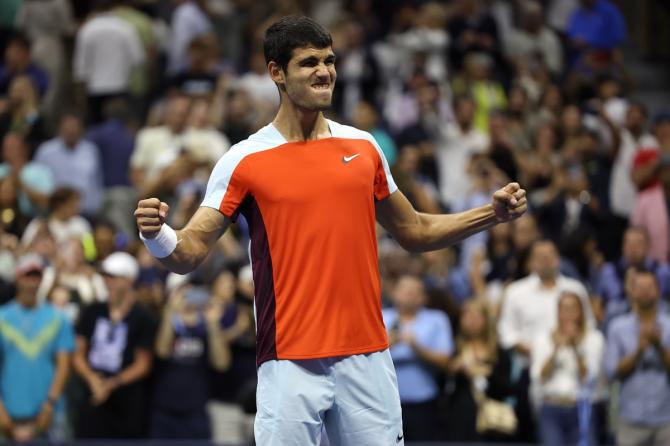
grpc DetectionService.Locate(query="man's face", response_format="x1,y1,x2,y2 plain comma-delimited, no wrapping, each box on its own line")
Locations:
530,241,560,280
16,270,43,296
632,272,659,310
622,229,648,265
104,274,132,302
59,116,82,147
2,134,27,167
5,42,29,70
164,97,191,132
279,46,336,112
625,106,645,132
392,276,425,312
455,99,475,127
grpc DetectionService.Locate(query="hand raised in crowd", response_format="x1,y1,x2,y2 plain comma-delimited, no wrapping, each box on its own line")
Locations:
135,198,170,238
492,182,527,223
205,299,224,328
166,291,186,315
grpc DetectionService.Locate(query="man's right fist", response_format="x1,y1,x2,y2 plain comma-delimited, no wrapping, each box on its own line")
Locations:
134,198,169,239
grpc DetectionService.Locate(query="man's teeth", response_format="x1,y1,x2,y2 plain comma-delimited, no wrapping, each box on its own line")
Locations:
313,84,329,89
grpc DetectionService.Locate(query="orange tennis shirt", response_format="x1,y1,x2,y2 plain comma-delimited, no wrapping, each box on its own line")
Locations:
201,120,398,365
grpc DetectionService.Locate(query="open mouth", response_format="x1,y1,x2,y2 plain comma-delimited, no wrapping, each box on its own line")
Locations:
312,83,330,90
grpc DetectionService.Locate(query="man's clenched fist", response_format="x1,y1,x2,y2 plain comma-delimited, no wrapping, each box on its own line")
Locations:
134,198,169,238
492,182,527,223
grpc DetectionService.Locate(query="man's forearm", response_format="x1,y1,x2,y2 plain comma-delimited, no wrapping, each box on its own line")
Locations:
47,353,70,401
113,350,152,387
411,343,450,371
155,312,176,359
615,348,643,378
156,227,211,274
207,322,231,371
73,350,99,386
400,205,498,253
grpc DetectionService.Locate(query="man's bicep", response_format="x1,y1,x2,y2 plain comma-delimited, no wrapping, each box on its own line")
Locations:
375,190,419,237
180,206,232,249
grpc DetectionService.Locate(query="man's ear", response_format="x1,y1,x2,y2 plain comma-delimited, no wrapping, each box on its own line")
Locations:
268,61,285,87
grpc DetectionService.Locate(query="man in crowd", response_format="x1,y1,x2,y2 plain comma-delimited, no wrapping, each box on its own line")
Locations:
498,239,593,355
497,239,593,441
604,269,670,446
72,251,157,439
595,227,670,326
34,113,103,217
0,254,74,442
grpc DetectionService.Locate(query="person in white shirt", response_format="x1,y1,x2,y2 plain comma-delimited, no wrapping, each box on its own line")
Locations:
435,96,489,210
130,96,192,198
505,1,563,75
531,291,604,446
498,239,594,358
610,101,658,220
73,0,144,124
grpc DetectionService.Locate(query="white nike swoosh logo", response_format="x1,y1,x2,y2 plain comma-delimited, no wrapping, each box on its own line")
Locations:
342,154,360,163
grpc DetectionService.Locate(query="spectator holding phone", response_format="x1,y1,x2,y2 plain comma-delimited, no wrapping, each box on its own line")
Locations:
151,278,230,439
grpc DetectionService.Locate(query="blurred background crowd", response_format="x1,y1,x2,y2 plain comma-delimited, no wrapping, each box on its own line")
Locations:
0,0,669,444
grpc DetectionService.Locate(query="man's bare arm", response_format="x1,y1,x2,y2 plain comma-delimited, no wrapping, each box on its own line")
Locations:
135,199,231,274
376,183,527,253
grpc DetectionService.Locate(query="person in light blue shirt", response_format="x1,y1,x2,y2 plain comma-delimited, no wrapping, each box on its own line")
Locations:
383,274,453,442
34,113,103,216
604,269,670,446
0,253,74,443
595,227,670,328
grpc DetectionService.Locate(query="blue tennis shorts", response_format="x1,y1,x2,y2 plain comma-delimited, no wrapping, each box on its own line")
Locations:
255,349,404,445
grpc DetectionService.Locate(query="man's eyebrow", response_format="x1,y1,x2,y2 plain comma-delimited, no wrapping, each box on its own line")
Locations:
298,56,319,64
298,54,336,64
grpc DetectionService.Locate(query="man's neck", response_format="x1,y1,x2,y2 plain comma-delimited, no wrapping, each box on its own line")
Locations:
17,292,37,309
108,294,134,320
398,309,418,321
272,101,331,142
458,121,472,133
637,306,657,322
538,275,557,289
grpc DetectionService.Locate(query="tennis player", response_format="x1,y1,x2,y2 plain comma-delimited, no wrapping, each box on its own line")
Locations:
135,15,526,446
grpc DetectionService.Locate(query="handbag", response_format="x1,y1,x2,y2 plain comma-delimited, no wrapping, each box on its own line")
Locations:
475,396,518,435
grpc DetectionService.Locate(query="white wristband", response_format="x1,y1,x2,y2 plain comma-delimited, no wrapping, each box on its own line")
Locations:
139,225,178,259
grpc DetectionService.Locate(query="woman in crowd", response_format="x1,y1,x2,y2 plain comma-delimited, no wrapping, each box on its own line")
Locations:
531,291,605,446
444,299,514,442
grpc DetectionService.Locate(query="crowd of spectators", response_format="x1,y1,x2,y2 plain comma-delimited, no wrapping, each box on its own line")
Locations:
0,0,669,444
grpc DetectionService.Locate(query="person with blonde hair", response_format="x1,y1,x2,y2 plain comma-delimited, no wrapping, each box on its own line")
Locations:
531,291,604,446
445,299,514,442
